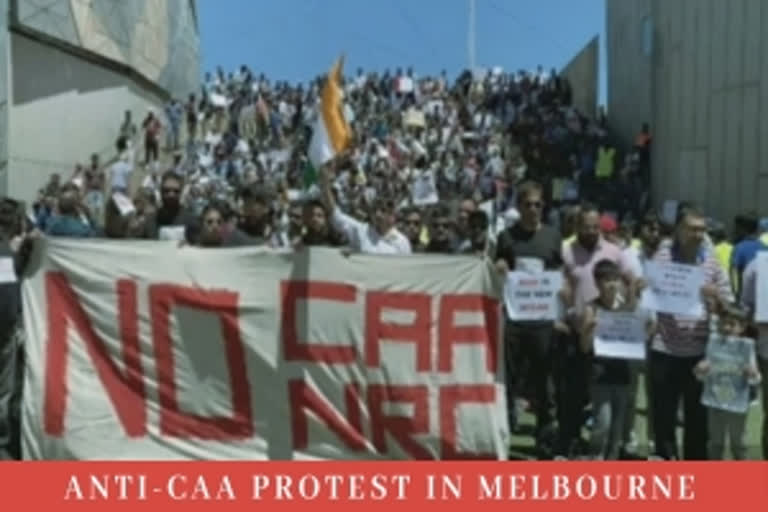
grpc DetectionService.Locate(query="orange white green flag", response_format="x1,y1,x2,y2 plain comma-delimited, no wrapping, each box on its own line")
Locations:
307,56,351,171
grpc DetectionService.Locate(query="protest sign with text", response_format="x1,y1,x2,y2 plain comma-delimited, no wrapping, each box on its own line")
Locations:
640,261,705,317
503,271,562,322
21,240,507,460
593,310,648,361
701,336,754,414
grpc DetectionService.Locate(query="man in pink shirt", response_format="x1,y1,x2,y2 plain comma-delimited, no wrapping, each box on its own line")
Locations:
554,203,637,458
562,204,637,317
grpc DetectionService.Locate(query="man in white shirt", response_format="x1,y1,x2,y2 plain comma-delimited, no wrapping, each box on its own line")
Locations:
321,162,410,255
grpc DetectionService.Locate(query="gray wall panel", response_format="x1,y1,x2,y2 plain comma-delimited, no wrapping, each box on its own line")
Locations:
742,86,759,207
744,0,761,84
727,0,744,88
607,0,768,221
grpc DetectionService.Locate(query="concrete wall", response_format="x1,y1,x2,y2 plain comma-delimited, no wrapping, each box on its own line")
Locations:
7,33,164,201
605,0,653,150
561,36,599,119
606,0,768,223
13,0,200,99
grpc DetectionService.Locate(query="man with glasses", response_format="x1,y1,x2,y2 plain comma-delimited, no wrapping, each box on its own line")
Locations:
495,180,563,454
426,205,457,254
648,204,733,460
557,202,637,458
401,207,426,252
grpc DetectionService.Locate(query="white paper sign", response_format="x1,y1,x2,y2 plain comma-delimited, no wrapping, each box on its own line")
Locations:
661,200,679,225
111,192,135,217
594,310,647,360
755,252,768,322
0,257,17,283
504,271,563,321
159,226,186,242
209,93,229,108
411,171,439,206
641,261,706,317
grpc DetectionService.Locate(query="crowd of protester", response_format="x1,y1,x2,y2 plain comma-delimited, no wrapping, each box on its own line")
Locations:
0,62,765,462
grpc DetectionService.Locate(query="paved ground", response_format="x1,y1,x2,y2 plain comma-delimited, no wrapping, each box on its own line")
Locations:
508,373,765,460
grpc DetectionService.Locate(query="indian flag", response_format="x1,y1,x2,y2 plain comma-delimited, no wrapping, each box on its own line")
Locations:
308,56,351,169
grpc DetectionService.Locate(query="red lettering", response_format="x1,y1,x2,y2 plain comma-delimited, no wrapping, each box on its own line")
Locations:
289,380,367,451
439,385,496,459
281,280,357,363
43,273,146,437
368,384,432,459
365,292,431,371
438,294,499,373
149,284,252,439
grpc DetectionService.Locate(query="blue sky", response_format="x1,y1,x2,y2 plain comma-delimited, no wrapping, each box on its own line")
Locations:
198,0,606,104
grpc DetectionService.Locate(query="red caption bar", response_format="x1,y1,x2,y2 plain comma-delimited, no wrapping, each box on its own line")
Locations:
0,462,766,511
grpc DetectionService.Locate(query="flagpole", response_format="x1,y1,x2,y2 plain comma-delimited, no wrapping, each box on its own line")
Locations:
468,0,476,71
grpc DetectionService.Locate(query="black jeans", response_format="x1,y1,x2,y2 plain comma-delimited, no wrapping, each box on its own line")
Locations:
553,331,589,456
505,323,555,435
649,350,708,460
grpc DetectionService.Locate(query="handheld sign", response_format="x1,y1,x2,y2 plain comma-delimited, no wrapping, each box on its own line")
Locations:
641,261,706,317
594,310,647,360
504,271,563,321
701,336,754,413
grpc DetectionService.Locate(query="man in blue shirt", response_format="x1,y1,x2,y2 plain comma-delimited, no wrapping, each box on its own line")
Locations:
731,211,766,294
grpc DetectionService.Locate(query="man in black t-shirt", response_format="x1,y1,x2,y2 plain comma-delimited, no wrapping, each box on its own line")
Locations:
495,180,563,452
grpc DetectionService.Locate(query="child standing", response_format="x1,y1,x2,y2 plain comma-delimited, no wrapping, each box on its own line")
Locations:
580,259,654,460
694,304,761,460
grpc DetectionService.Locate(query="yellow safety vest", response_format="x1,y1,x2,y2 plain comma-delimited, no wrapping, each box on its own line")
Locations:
595,147,616,179
714,242,733,274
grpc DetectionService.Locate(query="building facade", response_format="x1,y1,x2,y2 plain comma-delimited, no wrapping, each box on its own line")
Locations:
0,0,200,201
606,0,768,223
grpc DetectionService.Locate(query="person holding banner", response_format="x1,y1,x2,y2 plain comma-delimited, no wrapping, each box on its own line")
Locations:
648,204,734,460
580,259,655,460
495,180,563,454
321,160,410,255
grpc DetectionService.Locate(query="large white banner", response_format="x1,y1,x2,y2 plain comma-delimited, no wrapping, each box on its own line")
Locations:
21,239,508,460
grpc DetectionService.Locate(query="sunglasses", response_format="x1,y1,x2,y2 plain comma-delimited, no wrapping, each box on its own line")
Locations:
523,201,543,209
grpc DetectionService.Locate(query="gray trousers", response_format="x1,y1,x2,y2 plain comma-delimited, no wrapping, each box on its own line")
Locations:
0,326,19,458
590,384,630,460
708,408,748,460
